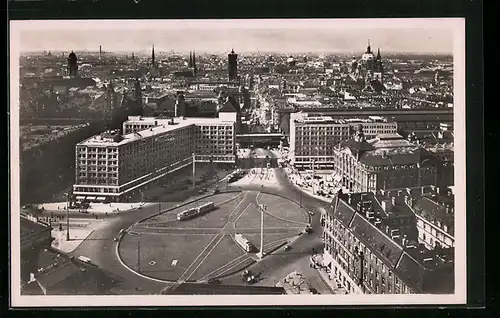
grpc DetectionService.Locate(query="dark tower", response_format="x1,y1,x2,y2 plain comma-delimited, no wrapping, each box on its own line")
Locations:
228,49,238,81
151,45,155,68
105,83,116,130
189,51,193,68
134,78,142,106
99,45,102,60
132,52,135,61
67,51,78,77
192,50,197,76
366,40,372,54
374,48,384,85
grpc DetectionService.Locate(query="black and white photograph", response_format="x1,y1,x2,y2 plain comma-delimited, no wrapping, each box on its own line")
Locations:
9,18,466,307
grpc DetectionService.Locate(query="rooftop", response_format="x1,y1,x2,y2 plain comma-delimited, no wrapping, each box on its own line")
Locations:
328,187,454,293
79,116,234,147
293,113,394,125
32,248,120,295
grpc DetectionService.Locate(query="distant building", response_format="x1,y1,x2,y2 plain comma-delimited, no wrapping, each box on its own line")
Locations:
289,112,397,169
332,129,440,193
67,51,78,77
73,112,237,202
321,186,454,294
228,49,238,81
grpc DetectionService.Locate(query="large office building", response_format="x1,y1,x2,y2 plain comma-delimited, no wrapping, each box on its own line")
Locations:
289,112,397,169
72,111,237,202
331,128,444,193
321,186,454,294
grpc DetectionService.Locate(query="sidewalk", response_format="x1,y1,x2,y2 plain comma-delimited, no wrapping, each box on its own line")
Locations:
38,202,152,215
283,168,332,203
310,254,348,294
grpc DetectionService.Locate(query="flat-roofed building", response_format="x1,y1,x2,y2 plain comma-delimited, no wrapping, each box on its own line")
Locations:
289,112,397,169
321,187,454,295
73,113,236,202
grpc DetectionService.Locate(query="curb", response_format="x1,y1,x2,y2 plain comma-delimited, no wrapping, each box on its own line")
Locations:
116,190,244,284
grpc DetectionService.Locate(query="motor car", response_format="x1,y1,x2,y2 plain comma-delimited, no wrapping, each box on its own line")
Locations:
309,287,319,294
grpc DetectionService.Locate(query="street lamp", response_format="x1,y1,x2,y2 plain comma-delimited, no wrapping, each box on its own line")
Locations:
64,192,70,241
256,203,266,259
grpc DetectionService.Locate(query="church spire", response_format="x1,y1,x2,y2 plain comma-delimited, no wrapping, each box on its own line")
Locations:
376,48,381,60
189,51,193,67
192,50,197,76
151,45,155,67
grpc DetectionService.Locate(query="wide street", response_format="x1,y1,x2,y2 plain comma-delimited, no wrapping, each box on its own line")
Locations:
69,148,331,294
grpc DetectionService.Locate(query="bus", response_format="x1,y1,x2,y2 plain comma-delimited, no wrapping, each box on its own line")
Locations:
77,256,92,263
197,202,215,215
234,233,255,252
177,207,198,221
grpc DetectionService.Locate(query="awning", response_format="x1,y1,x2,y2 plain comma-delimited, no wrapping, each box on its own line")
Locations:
86,196,96,200
75,196,85,200
96,197,106,201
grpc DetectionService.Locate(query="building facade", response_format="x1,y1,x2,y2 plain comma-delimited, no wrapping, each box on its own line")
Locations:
73,114,236,202
332,129,438,193
289,112,397,169
411,187,455,249
321,186,454,294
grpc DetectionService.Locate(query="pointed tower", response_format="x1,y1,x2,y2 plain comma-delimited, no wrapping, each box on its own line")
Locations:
151,45,155,68
376,48,381,60
189,51,193,68
132,52,135,61
366,40,372,54
192,50,197,77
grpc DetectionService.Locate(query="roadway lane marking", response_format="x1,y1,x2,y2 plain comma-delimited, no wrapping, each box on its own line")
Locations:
232,203,252,226
227,192,248,220
200,253,249,281
177,232,223,282
184,234,225,281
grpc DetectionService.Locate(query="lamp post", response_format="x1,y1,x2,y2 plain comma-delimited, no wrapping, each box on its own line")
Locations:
256,203,266,259
192,152,196,190
64,192,70,241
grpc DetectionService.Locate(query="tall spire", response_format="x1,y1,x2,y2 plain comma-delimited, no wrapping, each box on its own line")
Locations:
152,45,155,67
189,51,193,67
366,40,371,54
192,50,197,76
376,48,381,60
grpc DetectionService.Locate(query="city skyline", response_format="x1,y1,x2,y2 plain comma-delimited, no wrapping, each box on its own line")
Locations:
13,19,458,54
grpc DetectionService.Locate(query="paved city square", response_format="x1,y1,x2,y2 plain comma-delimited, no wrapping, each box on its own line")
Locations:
118,191,309,282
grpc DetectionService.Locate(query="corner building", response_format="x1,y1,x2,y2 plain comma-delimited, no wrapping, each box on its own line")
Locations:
321,186,454,294
73,112,236,202
332,129,439,193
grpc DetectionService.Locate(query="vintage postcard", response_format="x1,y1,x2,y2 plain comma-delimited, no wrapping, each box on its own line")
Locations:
9,18,466,307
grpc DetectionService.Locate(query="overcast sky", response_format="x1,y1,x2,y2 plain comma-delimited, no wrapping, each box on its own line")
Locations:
12,19,460,54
